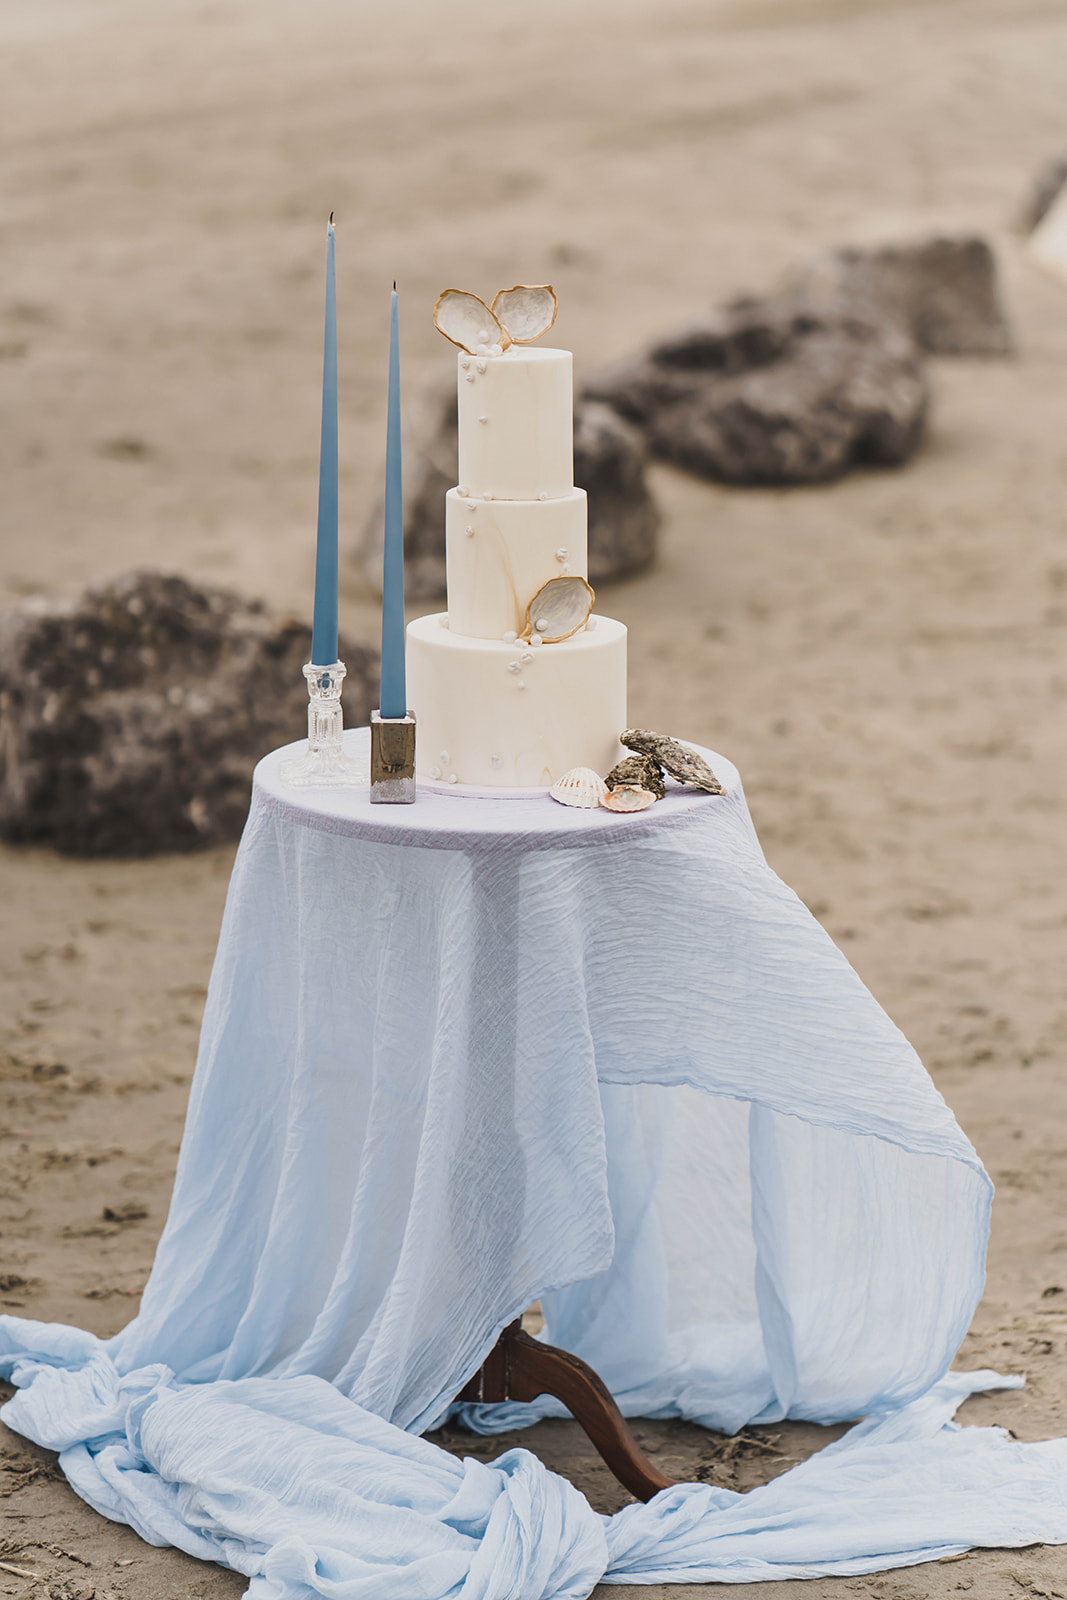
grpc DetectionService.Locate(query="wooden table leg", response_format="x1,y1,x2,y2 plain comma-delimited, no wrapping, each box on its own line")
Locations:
457,1320,674,1503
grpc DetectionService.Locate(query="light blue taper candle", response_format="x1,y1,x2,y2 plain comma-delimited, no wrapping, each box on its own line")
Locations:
379,283,406,718
310,215,338,667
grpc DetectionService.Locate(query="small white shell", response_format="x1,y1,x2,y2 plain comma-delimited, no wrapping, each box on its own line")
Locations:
434,289,511,356
550,767,610,808
601,784,657,813
491,284,558,344
523,575,595,643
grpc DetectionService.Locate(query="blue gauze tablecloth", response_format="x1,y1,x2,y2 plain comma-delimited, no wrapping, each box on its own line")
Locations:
3,729,1066,1598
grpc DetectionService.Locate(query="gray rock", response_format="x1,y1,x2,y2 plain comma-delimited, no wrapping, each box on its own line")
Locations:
585,296,928,487
789,236,1013,357
353,387,659,601
1020,151,1067,234
574,401,660,585
0,570,375,857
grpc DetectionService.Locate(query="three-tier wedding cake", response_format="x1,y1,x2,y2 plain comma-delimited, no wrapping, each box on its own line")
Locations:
406,286,627,789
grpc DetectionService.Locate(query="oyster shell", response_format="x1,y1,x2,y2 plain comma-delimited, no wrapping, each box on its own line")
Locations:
433,289,512,356
601,784,657,813
605,752,665,800
549,767,609,808
490,284,558,344
523,575,595,643
621,730,725,795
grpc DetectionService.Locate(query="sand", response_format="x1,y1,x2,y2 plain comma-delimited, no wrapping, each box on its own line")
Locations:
2,0,1067,1594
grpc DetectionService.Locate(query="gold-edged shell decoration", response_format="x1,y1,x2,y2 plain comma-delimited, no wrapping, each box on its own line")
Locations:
491,285,558,344
549,767,609,808
605,752,665,801
523,575,595,643
601,784,657,813
433,290,511,357
622,729,725,795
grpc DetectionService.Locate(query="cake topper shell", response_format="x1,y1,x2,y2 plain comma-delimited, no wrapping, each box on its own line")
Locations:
549,767,609,808
621,729,725,795
490,285,558,344
433,290,512,356
605,752,665,801
601,784,657,813
523,575,595,643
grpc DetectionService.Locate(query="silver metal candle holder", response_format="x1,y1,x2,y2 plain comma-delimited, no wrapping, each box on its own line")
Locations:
279,661,368,788
370,709,416,803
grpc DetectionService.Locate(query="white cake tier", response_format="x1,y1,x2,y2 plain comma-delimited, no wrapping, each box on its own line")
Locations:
407,613,626,788
457,347,573,502
445,487,588,640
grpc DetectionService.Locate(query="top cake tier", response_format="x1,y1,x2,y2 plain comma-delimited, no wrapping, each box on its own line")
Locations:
457,346,573,502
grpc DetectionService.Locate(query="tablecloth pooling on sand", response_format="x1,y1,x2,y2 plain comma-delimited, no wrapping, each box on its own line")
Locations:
3,730,1066,1598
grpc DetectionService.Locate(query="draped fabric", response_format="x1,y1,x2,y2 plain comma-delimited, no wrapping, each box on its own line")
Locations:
3,730,1065,1596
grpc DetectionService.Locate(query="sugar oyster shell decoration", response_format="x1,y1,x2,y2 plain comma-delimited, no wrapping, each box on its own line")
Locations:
601,784,657,813
491,285,558,344
605,752,665,801
549,767,609,808
523,575,595,643
433,290,512,356
622,729,725,795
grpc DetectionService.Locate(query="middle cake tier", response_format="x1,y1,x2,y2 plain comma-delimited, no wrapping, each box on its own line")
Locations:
445,486,588,640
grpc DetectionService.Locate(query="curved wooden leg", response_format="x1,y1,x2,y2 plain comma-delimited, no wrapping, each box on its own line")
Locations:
458,1320,674,1503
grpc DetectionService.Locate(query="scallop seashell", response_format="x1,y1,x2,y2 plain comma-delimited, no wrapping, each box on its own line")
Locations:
549,767,609,808
490,284,558,344
522,574,595,643
601,784,657,813
433,289,512,356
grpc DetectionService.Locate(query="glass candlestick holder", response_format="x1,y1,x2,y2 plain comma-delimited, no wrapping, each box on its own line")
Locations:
279,661,368,788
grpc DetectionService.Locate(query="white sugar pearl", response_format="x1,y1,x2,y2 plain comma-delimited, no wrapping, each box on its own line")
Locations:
561,564,571,575
520,651,533,663
439,615,450,629
447,774,458,785
507,661,521,674
516,680,527,690
478,328,489,340
538,492,547,501
475,360,486,374
458,486,468,496
465,526,475,537
555,547,569,561
502,630,517,642
478,415,488,424
529,634,543,647
429,765,441,780
535,619,548,633
460,357,470,370
466,501,477,512
465,373,475,383
490,754,502,769
439,750,449,764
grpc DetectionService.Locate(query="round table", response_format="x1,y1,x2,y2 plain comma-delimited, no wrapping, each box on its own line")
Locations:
106,727,989,1447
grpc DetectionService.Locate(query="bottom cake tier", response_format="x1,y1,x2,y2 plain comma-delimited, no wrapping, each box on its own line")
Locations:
406,613,627,788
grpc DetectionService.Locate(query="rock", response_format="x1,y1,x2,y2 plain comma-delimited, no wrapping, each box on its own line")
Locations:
585,296,927,487
1021,151,1067,234
788,236,1013,357
574,401,660,585
353,386,659,601
0,570,375,857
